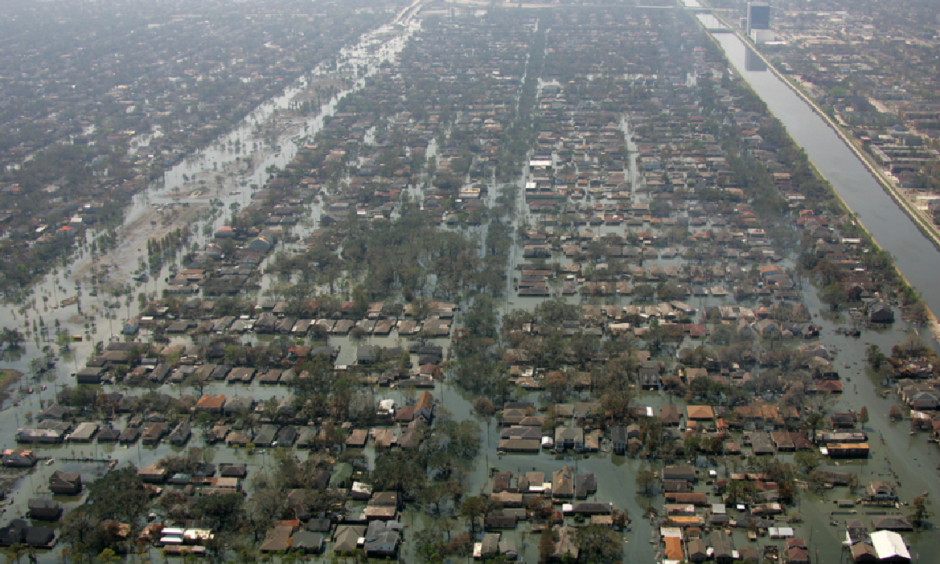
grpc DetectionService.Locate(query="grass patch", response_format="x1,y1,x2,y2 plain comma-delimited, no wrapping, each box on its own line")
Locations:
0,369,24,402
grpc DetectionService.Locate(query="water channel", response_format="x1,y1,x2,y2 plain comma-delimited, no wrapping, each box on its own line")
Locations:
695,9,940,324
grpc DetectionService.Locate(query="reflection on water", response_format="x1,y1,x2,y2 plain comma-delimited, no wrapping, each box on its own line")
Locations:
745,49,768,72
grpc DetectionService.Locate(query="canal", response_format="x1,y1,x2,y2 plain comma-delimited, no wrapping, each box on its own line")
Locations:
697,11,940,325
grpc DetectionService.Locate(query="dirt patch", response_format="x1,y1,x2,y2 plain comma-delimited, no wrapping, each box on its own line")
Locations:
72,203,208,289
0,467,29,496
0,369,23,403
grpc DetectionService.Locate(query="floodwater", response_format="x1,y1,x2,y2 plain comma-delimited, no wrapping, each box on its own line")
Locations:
702,16,940,330
0,19,420,562
691,11,940,564
2,6,940,563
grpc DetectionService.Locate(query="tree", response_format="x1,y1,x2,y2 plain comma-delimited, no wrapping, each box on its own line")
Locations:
96,548,121,563
244,487,287,541
459,496,486,535
866,344,886,370
889,405,904,421
472,397,496,453
909,494,932,528
802,412,826,441
193,492,244,530
0,328,25,350
373,450,425,496
858,406,869,428
545,370,568,403
574,525,621,564
538,528,557,564
905,301,929,326
4,543,27,564
794,450,822,473
414,528,446,564
60,466,152,558
636,467,657,495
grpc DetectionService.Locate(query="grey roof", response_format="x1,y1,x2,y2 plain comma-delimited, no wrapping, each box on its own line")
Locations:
291,531,323,552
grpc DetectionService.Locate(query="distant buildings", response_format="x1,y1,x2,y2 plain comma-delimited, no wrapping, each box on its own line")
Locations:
747,2,771,34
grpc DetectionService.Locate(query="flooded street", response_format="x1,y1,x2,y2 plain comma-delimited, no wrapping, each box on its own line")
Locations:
0,19,421,560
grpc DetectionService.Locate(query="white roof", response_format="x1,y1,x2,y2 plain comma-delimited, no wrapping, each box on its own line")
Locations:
871,530,910,561
660,527,683,539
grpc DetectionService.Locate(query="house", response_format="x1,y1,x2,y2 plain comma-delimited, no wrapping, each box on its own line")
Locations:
219,463,248,479
96,428,121,443
660,404,681,426
663,465,695,483
481,533,500,557
686,405,715,421
49,470,82,494
415,391,434,421
666,493,708,506
687,538,708,562
869,530,911,563
711,530,734,564
168,421,192,446
552,466,576,498
909,391,939,411
223,397,253,415
484,513,518,530
260,525,293,552
333,525,366,554
137,463,168,484
568,502,611,515
253,425,278,448
575,473,597,498
2,448,38,468
872,516,914,532
363,521,400,557
787,545,810,564
610,426,627,454
141,422,168,445
118,427,141,444
498,438,541,453
27,499,62,520
826,443,870,458
0,520,55,549
554,427,584,451
68,422,98,442
37,404,70,421
369,492,400,510
869,302,894,323
291,531,324,554
276,426,298,446
75,366,104,384
867,481,898,502
551,525,578,561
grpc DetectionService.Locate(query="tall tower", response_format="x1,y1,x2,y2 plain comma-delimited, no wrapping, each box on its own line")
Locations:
747,2,771,35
